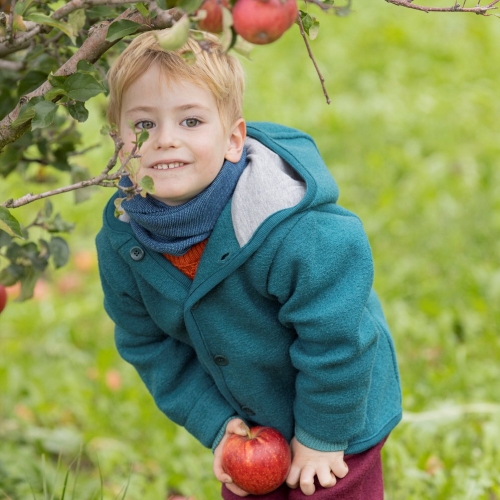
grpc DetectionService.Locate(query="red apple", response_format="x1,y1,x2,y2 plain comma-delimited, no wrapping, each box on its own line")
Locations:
232,0,298,45
221,425,291,495
0,284,7,314
197,0,230,33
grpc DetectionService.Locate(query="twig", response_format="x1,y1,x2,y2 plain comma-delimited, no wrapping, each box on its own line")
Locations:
296,13,330,105
68,143,101,157
385,0,500,14
0,59,24,71
0,132,141,209
5,0,16,42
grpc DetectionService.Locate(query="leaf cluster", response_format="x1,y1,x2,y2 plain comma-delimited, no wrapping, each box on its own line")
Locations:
0,200,72,300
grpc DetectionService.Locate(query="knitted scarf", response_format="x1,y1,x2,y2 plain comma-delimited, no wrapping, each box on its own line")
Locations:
119,148,247,256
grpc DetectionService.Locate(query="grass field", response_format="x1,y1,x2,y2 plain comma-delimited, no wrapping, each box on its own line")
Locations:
1,1,500,498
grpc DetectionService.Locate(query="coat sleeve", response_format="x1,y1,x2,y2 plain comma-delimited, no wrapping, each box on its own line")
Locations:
267,208,380,452
96,231,237,449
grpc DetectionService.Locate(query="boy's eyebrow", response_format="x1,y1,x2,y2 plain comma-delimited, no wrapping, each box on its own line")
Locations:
124,103,211,114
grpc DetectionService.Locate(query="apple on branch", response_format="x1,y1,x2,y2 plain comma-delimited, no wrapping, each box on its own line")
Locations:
221,425,291,495
196,0,230,33
232,0,299,45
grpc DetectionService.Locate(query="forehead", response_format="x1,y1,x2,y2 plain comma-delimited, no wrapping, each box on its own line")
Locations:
121,65,218,112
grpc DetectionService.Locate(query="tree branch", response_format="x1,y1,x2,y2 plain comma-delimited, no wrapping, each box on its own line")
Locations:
385,0,500,14
0,59,24,71
0,6,180,152
297,13,331,105
1,132,142,209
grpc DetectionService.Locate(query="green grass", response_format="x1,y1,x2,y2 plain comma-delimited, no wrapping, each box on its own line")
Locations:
1,2,500,498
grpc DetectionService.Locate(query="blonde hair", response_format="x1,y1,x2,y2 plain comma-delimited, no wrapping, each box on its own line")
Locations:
106,31,245,133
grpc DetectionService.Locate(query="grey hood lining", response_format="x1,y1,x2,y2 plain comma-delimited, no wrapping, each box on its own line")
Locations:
232,137,306,247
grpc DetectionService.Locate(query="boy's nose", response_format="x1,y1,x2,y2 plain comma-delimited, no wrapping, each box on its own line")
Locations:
153,126,180,150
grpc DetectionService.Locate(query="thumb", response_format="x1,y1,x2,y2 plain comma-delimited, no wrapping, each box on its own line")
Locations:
226,418,250,437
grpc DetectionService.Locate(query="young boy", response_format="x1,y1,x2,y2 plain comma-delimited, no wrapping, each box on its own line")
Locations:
96,30,402,499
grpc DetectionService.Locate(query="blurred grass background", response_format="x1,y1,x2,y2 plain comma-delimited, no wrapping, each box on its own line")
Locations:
1,1,500,498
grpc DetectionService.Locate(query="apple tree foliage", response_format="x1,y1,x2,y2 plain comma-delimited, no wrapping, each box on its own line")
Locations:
0,0,498,300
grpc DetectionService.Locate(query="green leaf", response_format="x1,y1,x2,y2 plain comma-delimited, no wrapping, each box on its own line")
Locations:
31,101,58,130
45,213,75,233
181,50,196,64
43,200,53,218
68,8,86,35
50,236,70,268
18,71,48,97
114,197,125,218
309,20,320,41
0,207,24,239
14,0,34,16
24,13,76,44
48,73,68,88
0,265,22,287
0,230,12,248
18,266,39,301
177,0,204,14
156,15,190,51
10,103,36,128
106,20,142,43
68,101,89,122
135,2,150,17
139,175,155,195
299,11,319,40
44,87,67,101
76,60,96,74
134,130,149,148
219,8,234,53
63,72,106,101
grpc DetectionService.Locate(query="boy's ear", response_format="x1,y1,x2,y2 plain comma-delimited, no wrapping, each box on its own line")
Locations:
224,119,247,163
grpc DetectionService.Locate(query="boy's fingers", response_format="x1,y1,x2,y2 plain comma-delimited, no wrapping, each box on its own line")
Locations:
225,482,250,497
299,465,316,496
316,468,337,488
332,461,349,479
285,463,301,489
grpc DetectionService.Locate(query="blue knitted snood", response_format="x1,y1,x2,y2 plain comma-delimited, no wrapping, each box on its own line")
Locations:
120,148,247,256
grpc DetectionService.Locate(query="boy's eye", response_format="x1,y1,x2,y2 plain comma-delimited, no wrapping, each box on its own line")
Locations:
182,118,200,128
136,120,155,130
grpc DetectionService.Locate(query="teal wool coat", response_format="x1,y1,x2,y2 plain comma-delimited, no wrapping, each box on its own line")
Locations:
96,122,402,454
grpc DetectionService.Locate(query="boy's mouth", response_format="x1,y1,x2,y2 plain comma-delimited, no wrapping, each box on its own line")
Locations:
151,162,186,170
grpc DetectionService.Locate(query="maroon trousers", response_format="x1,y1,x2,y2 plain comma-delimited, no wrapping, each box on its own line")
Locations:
221,439,386,500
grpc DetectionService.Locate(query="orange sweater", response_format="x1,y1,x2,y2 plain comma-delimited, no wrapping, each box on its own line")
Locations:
163,239,208,280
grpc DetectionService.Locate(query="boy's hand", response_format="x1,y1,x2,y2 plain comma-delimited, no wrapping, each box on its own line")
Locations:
286,437,349,496
213,418,250,497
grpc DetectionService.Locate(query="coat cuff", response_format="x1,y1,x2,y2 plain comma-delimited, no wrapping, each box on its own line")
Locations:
211,415,240,453
294,425,348,452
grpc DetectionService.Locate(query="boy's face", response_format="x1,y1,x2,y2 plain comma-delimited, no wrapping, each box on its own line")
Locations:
119,64,245,206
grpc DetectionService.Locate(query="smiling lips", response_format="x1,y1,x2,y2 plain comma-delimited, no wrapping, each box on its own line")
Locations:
151,162,186,170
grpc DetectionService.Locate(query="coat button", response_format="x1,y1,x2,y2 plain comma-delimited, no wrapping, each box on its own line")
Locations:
191,301,200,310
213,355,228,366
130,246,145,261
241,406,255,416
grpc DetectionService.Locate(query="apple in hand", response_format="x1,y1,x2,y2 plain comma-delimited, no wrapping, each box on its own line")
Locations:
0,284,7,314
221,425,291,495
232,0,298,45
197,0,230,33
